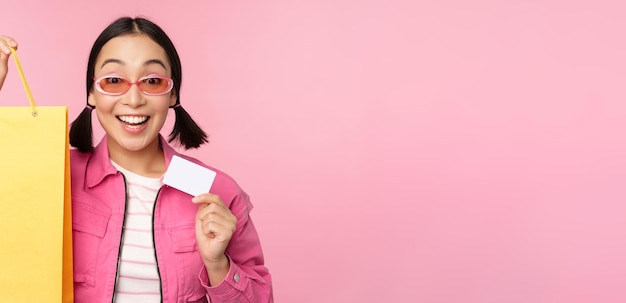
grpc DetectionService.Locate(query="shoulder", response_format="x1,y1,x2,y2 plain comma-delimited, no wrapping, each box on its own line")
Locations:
173,153,253,214
70,148,89,162
70,148,90,170
173,153,242,194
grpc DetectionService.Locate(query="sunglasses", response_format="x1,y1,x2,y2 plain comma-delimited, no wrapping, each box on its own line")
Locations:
94,74,174,96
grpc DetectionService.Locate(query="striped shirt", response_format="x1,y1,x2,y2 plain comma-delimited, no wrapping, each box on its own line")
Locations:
111,161,162,303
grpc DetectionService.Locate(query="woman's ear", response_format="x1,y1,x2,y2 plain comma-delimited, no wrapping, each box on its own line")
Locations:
87,92,96,107
169,90,177,107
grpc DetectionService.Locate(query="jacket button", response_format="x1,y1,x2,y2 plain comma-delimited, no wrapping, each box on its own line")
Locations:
234,273,240,283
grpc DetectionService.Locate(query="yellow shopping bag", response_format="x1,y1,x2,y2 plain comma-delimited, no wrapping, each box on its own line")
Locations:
0,48,73,302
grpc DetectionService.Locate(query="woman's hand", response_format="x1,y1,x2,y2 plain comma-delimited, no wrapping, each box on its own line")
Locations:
0,35,18,90
192,193,237,285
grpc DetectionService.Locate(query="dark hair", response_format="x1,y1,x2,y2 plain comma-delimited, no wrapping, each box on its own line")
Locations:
69,16,208,153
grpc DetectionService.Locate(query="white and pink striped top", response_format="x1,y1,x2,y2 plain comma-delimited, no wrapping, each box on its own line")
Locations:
111,161,162,303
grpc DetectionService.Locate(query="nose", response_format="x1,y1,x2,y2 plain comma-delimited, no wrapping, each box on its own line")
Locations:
124,83,146,108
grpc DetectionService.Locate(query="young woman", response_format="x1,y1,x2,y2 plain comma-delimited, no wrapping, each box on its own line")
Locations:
0,17,272,303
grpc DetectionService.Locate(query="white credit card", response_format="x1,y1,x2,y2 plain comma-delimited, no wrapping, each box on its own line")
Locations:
163,155,217,196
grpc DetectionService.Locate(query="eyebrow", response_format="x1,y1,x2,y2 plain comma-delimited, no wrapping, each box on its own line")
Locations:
100,58,168,70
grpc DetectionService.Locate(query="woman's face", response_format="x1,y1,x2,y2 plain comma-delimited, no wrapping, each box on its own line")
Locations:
88,34,176,155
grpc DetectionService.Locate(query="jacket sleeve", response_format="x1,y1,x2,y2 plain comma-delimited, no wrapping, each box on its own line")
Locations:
198,190,273,302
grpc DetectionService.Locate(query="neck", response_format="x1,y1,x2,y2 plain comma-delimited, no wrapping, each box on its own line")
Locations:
107,136,167,178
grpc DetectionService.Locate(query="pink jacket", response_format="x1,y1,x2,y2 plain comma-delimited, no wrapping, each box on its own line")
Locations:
70,135,273,302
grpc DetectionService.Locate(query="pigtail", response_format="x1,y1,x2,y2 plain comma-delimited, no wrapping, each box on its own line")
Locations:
69,106,95,153
168,103,208,149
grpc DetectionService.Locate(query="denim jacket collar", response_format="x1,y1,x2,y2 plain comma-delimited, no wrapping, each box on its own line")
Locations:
85,134,177,188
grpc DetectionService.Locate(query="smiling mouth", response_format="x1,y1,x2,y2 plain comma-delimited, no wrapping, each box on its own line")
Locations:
117,115,150,129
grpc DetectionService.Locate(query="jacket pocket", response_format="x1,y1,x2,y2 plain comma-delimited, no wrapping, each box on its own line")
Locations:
171,224,207,302
72,201,111,287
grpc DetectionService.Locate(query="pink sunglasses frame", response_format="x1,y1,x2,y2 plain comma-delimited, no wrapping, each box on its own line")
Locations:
93,74,174,96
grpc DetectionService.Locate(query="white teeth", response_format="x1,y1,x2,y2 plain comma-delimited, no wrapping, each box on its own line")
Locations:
118,116,148,124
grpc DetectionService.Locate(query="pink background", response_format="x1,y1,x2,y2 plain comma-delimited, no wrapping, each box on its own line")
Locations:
2,1,626,302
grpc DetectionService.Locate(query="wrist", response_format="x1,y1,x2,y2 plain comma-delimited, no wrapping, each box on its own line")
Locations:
203,254,229,272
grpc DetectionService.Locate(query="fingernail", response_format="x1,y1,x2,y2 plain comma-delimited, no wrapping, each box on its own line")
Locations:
191,196,199,202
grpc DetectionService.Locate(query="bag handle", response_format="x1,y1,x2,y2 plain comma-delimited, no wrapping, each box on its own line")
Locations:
9,47,37,117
